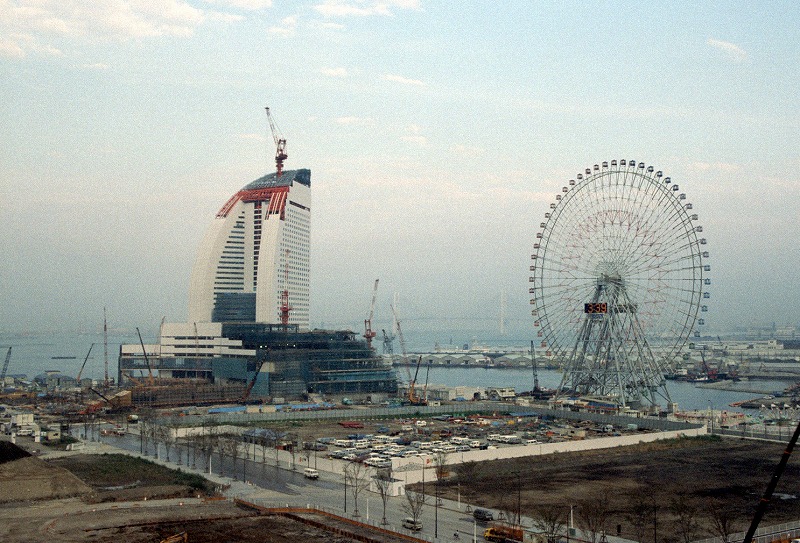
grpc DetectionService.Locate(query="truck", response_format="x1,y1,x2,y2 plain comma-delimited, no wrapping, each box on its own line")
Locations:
484,524,523,543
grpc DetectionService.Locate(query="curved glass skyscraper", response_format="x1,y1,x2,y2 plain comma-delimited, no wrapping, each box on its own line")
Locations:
188,169,311,328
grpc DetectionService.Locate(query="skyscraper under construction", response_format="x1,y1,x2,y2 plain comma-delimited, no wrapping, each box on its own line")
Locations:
119,165,396,403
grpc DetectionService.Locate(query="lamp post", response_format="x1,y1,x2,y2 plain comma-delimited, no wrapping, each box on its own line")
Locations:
435,477,439,539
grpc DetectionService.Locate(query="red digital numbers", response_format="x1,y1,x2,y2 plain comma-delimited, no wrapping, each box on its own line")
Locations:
584,303,608,314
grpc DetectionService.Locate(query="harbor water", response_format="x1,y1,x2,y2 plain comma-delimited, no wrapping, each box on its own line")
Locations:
1,331,794,413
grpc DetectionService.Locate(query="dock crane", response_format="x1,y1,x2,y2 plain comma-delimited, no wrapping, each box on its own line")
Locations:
0,347,11,383
364,279,379,349
76,343,95,383
266,106,288,177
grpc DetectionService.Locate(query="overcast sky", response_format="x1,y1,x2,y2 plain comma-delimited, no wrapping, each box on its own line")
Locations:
1,1,799,344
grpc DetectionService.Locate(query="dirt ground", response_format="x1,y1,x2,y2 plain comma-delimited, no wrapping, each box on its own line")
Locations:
0,495,384,543
432,435,800,542
0,445,413,543
6,423,800,542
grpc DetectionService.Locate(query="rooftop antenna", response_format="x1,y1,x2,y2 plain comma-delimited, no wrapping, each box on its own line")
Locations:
265,106,288,177
103,307,109,389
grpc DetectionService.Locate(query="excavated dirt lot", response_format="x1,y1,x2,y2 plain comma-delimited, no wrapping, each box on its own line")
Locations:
0,495,389,543
0,444,412,543
433,435,800,542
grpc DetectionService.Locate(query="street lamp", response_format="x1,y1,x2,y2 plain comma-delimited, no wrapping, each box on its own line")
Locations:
435,477,439,539
516,472,521,528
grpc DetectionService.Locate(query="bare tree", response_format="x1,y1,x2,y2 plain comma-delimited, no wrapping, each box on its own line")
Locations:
403,489,427,527
159,424,176,462
139,417,150,455
432,450,450,482
344,461,372,517
454,460,481,483
186,433,203,469
374,467,394,525
148,422,161,458
532,503,567,543
220,437,240,479
287,432,299,470
577,491,611,543
625,487,654,543
705,497,741,543
670,493,701,543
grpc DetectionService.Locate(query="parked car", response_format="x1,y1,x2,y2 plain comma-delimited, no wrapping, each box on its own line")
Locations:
473,508,494,522
402,517,423,531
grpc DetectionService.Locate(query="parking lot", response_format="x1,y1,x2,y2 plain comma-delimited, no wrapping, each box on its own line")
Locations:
307,412,644,468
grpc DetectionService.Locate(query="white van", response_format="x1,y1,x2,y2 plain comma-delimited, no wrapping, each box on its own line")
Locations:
402,517,423,531
303,468,319,479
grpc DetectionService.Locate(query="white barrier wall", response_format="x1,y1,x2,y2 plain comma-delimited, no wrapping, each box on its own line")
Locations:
371,427,706,487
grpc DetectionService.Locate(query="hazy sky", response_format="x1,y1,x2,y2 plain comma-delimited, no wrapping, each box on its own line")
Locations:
1,1,799,344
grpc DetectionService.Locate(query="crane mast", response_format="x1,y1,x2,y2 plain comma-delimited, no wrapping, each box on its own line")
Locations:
265,106,288,177
280,249,292,327
364,279,379,349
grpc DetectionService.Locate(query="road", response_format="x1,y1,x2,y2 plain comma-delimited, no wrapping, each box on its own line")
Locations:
71,424,487,543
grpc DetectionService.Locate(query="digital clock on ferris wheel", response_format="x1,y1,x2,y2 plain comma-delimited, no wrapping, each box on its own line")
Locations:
584,303,608,314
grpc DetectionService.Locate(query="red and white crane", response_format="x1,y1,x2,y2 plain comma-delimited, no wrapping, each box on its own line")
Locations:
265,106,288,177
364,279,379,349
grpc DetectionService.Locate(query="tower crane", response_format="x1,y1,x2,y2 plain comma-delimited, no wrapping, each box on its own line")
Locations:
265,106,288,177
364,279,379,349
0,347,11,383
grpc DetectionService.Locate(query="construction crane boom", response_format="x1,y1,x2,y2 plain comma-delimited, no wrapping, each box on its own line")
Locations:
88,387,111,403
136,327,155,385
76,343,95,383
265,106,288,177
391,304,426,405
242,350,269,402
0,347,11,383
364,279,379,349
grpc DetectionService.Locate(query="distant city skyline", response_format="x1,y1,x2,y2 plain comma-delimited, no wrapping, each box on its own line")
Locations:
2,1,800,340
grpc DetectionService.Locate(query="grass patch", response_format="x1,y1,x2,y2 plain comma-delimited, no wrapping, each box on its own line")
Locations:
50,453,215,494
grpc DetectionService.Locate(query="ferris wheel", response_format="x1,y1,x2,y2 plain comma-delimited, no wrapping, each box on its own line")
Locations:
529,160,709,408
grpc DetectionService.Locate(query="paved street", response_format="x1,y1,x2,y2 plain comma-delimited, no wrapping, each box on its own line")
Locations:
68,424,637,543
